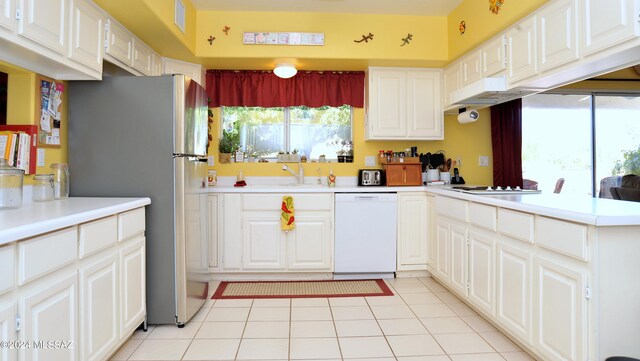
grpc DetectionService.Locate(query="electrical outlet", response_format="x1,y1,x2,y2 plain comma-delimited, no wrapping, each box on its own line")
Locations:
456,156,462,168
207,155,215,166
365,156,376,167
479,156,489,167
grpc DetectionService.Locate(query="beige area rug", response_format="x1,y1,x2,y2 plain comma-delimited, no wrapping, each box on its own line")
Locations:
212,279,394,299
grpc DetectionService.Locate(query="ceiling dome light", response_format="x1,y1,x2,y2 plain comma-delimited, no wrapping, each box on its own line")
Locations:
274,63,297,79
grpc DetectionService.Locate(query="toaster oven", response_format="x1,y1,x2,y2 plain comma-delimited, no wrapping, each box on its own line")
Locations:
358,169,385,186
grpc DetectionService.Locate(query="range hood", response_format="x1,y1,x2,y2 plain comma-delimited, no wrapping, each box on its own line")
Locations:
450,76,533,106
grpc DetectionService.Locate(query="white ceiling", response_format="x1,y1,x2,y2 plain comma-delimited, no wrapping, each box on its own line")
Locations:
190,0,464,16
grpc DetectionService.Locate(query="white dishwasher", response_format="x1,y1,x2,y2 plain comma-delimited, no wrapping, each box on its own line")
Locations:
334,193,397,279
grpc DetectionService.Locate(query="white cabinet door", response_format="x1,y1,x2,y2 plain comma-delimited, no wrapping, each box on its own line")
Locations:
425,196,436,269
406,70,443,139
538,0,579,72
222,194,242,270
68,0,103,72
287,213,332,271
367,68,407,138
468,230,495,316
0,0,15,31
104,18,132,67
132,38,153,76
21,273,77,361
461,49,482,86
0,302,17,361
582,0,639,55
443,62,461,107
242,213,286,270
449,223,468,297
18,0,67,54
119,237,145,339
507,15,538,84
496,241,533,346
397,194,428,270
534,256,587,361
434,220,450,283
151,52,162,76
482,35,507,77
79,254,118,361
207,195,218,269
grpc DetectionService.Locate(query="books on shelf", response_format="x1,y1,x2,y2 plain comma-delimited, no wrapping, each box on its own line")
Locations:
0,125,38,174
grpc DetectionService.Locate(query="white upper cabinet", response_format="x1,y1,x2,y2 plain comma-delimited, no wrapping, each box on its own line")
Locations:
0,0,15,31
507,15,538,85
538,0,580,72
69,0,104,72
582,0,639,55
461,49,482,86
132,37,153,75
443,63,462,107
366,67,443,140
18,0,67,54
482,35,507,77
104,17,133,67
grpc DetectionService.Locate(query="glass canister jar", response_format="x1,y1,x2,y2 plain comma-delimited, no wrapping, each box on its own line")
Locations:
50,163,69,198
0,158,24,209
33,174,54,202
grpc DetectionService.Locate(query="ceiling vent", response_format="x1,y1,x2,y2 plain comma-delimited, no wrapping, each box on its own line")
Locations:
175,0,186,33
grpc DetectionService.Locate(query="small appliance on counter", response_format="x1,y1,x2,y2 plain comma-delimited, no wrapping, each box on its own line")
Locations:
358,169,385,186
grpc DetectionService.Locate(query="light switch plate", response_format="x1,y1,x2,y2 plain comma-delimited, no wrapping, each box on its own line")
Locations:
37,149,45,167
207,155,215,166
479,156,489,167
365,156,376,167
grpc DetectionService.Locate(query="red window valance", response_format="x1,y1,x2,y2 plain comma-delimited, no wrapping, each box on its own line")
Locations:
205,70,365,108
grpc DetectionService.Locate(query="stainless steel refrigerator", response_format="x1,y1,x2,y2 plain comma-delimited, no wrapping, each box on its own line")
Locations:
68,75,209,326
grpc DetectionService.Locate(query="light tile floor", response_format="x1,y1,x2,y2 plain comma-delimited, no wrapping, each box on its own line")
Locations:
109,277,536,361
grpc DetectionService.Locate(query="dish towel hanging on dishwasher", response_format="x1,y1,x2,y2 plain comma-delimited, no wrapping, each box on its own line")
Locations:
281,195,295,231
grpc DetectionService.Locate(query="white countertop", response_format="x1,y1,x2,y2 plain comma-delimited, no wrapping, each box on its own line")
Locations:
427,187,640,226
206,184,428,193
0,197,151,244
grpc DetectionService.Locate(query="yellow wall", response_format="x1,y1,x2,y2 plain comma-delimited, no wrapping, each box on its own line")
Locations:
208,107,494,185
447,0,550,61
1,61,67,183
196,11,449,69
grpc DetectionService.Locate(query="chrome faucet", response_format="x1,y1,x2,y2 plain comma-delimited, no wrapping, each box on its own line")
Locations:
282,164,304,184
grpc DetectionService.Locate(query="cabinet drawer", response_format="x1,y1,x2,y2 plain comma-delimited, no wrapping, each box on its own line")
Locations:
435,196,468,222
0,245,15,295
243,194,333,211
118,207,146,241
469,203,497,231
18,227,78,285
497,209,534,243
535,216,588,261
79,216,117,258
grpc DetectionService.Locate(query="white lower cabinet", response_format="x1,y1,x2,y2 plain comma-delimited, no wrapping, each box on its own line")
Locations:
221,193,334,273
467,230,495,316
207,194,218,269
534,254,588,361
496,240,533,346
79,254,118,361
21,273,77,361
425,196,436,269
0,302,17,361
242,212,287,270
397,193,429,271
449,223,468,297
287,213,332,271
434,219,451,282
119,236,145,338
